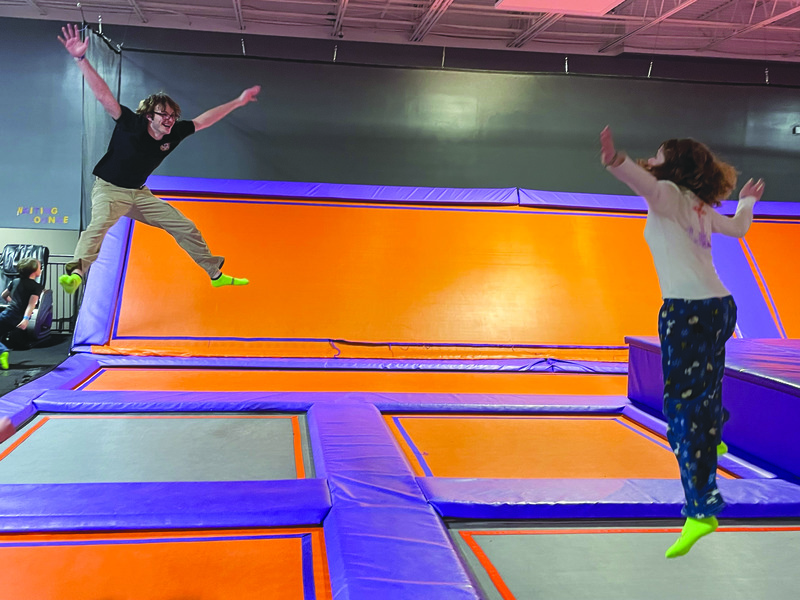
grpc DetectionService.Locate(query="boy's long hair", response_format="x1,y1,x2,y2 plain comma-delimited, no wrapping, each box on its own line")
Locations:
136,93,181,119
17,258,39,278
640,138,737,207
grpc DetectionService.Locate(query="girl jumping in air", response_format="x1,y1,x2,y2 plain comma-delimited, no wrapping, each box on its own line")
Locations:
600,126,764,558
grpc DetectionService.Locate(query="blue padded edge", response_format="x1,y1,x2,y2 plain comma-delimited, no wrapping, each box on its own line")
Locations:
147,175,518,205
620,404,777,480
73,218,131,348
723,375,800,481
520,187,800,217
0,479,331,532
627,335,800,479
419,477,800,519
148,176,800,217
626,336,662,413
0,389,40,430
712,236,780,338
65,353,629,374
0,355,102,428
627,335,800,398
34,390,631,414
307,402,480,600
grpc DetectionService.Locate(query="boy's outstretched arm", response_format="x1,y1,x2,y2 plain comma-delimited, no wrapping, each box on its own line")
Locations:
192,86,261,131
58,23,122,119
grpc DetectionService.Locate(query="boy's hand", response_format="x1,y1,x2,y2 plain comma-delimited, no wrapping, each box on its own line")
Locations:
58,23,89,59
238,85,261,106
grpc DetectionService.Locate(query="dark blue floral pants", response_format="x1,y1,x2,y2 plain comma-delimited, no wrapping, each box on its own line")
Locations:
658,296,737,519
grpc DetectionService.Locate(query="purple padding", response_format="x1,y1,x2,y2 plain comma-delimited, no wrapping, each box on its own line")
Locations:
307,402,479,600
0,390,40,430
619,404,775,480
420,477,800,519
626,337,663,414
0,479,331,532
712,236,780,338
627,336,800,478
0,355,102,428
34,390,630,414
723,339,800,389
628,336,800,395
66,354,628,374
73,218,132,348
520,189,647,211
147,175,517,205
717,200,800,218
723,376,800,480
521,187,800,217
149,176,800,216
24,354,103,392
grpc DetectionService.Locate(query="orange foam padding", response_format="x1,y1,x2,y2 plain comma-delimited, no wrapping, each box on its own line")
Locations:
386,414,734,479
80,368,628,395
0,528,331,599
103,198,661,357
743,220,800,338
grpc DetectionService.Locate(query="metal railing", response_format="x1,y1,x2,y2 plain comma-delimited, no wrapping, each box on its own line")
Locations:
43,254,83,333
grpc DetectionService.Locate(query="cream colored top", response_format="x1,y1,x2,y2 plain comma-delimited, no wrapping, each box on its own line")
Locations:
608,157,756,299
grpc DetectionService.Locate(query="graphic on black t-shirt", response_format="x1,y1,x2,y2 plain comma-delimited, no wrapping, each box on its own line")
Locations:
93,105,196,189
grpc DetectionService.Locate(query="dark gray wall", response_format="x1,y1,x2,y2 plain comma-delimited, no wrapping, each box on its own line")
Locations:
123,50,800,199
4,16,800,213
1,18,83,230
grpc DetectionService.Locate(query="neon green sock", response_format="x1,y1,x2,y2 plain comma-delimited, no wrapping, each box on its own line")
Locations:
58,273,83,295
211,273,249,288
0,351,8,370
717,441,728,456
665,516,718,558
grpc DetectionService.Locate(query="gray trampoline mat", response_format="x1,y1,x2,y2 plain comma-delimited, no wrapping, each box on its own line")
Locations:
0,413,310,483
452,523,800,600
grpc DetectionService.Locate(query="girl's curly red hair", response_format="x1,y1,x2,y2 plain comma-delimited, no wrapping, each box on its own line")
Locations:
641,139,737,207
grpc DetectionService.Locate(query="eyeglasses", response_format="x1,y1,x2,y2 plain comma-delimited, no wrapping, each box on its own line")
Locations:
153,111,177,122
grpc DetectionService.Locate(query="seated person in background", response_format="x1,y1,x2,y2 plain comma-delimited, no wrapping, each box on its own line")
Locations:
0,257,43,371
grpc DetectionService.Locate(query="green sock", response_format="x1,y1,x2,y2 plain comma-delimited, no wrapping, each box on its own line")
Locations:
0,351,8,370
717,441,728,456
211,273,249,288
665,516,718,558
58,273,83,295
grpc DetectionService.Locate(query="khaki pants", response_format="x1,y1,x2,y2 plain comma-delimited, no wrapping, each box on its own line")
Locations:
67,178,223,277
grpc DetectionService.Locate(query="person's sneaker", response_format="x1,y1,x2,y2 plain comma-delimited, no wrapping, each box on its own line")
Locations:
211,274,249,288
58,273,83,294
0,351,8,370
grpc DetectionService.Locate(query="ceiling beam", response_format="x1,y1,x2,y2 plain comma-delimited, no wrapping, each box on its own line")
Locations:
700,4,800,50
128,0,148,24
24,0,46,15
333,0,350,37
508,13,564,49
598,0,701,53
232,0,245,30
410,0,456,42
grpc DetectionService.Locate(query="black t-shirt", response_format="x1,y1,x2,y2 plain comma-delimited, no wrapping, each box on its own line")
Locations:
6,278,44,318
93,105,196,189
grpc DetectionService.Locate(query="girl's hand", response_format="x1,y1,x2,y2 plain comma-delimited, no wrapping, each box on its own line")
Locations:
600,126,618,166
739,178,765,202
